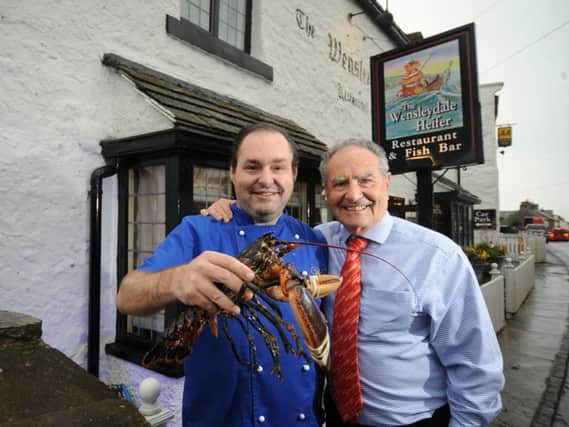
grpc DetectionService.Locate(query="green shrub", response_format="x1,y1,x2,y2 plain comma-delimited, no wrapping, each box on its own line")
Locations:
463,242,506,264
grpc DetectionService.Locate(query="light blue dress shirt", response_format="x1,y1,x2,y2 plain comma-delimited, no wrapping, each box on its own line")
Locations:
317,213,504,426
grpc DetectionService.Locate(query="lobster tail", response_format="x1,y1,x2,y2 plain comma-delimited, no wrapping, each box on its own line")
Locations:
142,307,209,368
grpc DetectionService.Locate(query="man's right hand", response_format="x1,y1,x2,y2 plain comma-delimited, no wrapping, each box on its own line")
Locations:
200,199,236,223
117,251,255,317
165,251,255,315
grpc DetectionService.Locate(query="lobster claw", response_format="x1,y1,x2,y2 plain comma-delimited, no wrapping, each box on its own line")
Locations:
279,270,342,369
288,285,330,368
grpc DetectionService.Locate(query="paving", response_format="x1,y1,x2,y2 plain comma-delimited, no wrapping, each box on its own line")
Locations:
491,249,569,427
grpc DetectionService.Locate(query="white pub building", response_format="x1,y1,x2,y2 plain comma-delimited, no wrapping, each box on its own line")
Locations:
1,1,502,424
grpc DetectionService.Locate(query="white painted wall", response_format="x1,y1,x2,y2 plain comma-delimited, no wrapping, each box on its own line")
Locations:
463,82,503,241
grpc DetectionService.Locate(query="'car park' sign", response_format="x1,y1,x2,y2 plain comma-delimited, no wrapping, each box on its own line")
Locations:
474,209,496,229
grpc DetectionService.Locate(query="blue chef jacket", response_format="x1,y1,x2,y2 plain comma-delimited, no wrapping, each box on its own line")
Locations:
140,206,328,427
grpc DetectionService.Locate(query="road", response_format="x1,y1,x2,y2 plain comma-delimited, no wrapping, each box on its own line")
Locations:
547,240,569,266
492,240,569,427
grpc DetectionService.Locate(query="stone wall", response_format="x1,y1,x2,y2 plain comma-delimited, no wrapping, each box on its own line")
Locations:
0,310,147,426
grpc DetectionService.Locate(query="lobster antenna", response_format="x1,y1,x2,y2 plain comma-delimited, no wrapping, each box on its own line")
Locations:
284,239,416,292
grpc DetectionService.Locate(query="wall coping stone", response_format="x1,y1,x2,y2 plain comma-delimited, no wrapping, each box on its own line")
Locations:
0,311,148,426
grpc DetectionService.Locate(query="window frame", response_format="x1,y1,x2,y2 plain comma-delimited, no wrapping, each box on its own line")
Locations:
165,0,274,81
107,155,188,377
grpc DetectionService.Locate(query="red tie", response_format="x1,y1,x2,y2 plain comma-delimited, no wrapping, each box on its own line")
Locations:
331,236,369,423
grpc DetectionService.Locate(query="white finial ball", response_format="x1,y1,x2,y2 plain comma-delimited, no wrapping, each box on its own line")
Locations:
139,377,161,416
139,377,161,405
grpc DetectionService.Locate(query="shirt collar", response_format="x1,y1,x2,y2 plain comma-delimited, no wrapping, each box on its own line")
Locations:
341,211,394,246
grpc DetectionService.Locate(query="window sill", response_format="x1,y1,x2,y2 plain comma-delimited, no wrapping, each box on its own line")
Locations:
166,15,273,82
105,341,184,378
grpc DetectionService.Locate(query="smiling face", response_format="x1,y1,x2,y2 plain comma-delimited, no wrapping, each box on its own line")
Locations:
324,145,391,235
230,130,297,225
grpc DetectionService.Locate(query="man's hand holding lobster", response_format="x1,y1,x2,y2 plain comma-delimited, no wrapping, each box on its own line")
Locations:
164,251,256,315
117,251,255,317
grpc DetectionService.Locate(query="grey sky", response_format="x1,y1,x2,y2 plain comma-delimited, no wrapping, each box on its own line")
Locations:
385,0,569,220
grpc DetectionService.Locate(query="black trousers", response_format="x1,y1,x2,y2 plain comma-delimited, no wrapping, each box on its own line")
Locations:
324,388,451,427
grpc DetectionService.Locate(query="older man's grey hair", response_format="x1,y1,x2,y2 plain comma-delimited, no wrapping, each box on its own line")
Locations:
319,138,390,185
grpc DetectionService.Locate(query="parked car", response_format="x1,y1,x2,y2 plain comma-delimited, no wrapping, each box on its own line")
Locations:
546,227,569,242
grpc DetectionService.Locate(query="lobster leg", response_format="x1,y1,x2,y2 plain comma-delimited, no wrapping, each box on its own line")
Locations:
233,314,259,369
244,281,284,318
247,297,308,361
242,306,283,381
221,314,250,366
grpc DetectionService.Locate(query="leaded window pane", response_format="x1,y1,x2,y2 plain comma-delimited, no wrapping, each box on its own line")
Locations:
218,0,247,49
192,166,232,212
126,165,167,336
182,0,211,31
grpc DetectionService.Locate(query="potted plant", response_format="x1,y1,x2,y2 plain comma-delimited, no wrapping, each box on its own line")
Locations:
463,242,507,283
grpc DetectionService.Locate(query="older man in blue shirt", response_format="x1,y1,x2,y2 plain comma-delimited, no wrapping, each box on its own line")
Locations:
318,139,503,427
117,123,328,427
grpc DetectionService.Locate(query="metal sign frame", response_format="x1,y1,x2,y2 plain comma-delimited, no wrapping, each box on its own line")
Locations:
371,23,483,174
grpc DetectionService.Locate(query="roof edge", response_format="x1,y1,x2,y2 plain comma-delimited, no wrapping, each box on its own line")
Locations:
355,0,410,47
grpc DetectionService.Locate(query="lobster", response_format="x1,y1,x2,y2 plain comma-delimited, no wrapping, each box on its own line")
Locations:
141,232,342,381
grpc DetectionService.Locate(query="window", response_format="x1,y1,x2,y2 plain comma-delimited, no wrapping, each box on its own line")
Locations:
289,181,329,225
181,0,249,51
314,184,329,224
106,156,238,377
192,165,232,212
388,195,406,219
288,181,308,222
105,160,183,377
166,0,274,80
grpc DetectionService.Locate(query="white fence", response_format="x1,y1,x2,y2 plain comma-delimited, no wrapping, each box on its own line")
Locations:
480,253,536,332
480,273,506,333
474,230,546,263
503,255,535,315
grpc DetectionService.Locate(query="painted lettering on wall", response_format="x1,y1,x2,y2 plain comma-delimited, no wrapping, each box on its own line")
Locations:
293,9,370,86
327,34,370,85
336,82,368,111
295,9,315,38
293,8,371,111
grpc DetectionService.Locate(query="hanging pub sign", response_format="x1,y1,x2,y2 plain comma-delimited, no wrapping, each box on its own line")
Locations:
371,24,483,175
473,209,496,229
497,126,512,147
